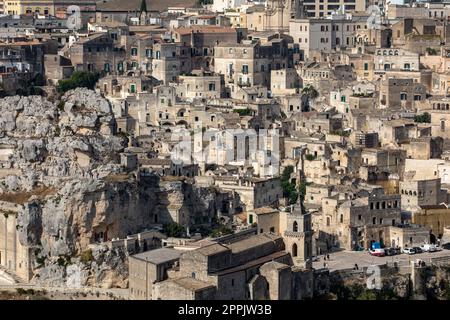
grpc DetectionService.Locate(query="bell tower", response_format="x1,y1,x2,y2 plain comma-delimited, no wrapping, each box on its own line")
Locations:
281,197,313,269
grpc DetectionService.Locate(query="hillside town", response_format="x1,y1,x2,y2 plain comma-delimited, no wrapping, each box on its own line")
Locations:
1,0,450,301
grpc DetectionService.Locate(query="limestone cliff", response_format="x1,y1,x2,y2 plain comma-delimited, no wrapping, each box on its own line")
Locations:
0,89,223,288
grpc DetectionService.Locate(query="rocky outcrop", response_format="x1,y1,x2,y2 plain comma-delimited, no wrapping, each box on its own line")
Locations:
0,89,227,288
0,89,134,288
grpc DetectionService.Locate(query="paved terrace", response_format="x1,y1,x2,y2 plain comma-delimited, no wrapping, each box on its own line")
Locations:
312,248,450,271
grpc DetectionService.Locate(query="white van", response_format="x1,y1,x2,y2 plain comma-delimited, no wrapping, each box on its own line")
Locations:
420,244,437,252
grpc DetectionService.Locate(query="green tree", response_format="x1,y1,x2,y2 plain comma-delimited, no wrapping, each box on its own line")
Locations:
57,71,100,94
426,47,438,55
162,222,185,237
281,166,298,204
233,108,252,116
301,85,319,111
414,112,431,123
302,85,319,100
210,226,233,238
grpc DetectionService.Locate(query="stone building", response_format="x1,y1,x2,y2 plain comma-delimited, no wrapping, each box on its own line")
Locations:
151,41,192,84
430,103,450,139
151,232,314,300
280,199,313,269
249,207,280,234
43,54,73,84
129,248,182,300
400,177,447,213
67,32,125,73
373,48,420,78
245,0,303,32
293,111,343,135
97,74,158,99
0,200,33,282
270,68,301,96
172,26,239,71
214,37,293,88
214,176,282,211
0,39,45,77
300,0,366,18
389,224,431,248
318,187,402,250
94,0,197,24
289,13,369,59
412,204,450,242
176,70,223,100
379,78,427,109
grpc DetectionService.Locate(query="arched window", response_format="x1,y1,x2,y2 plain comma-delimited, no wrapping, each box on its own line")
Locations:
340,214,343,223
292,243,298,257
293,221,298,232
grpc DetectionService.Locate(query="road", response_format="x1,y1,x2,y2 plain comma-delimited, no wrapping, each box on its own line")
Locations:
312,248,450,271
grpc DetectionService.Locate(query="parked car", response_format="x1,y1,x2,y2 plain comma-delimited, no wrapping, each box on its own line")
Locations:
402,247,416,255
369,248,385,257
385,247,400,256
420,244,437,252
412,247,423,254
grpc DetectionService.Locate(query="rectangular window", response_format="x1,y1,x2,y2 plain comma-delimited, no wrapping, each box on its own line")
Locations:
242,64,249,74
